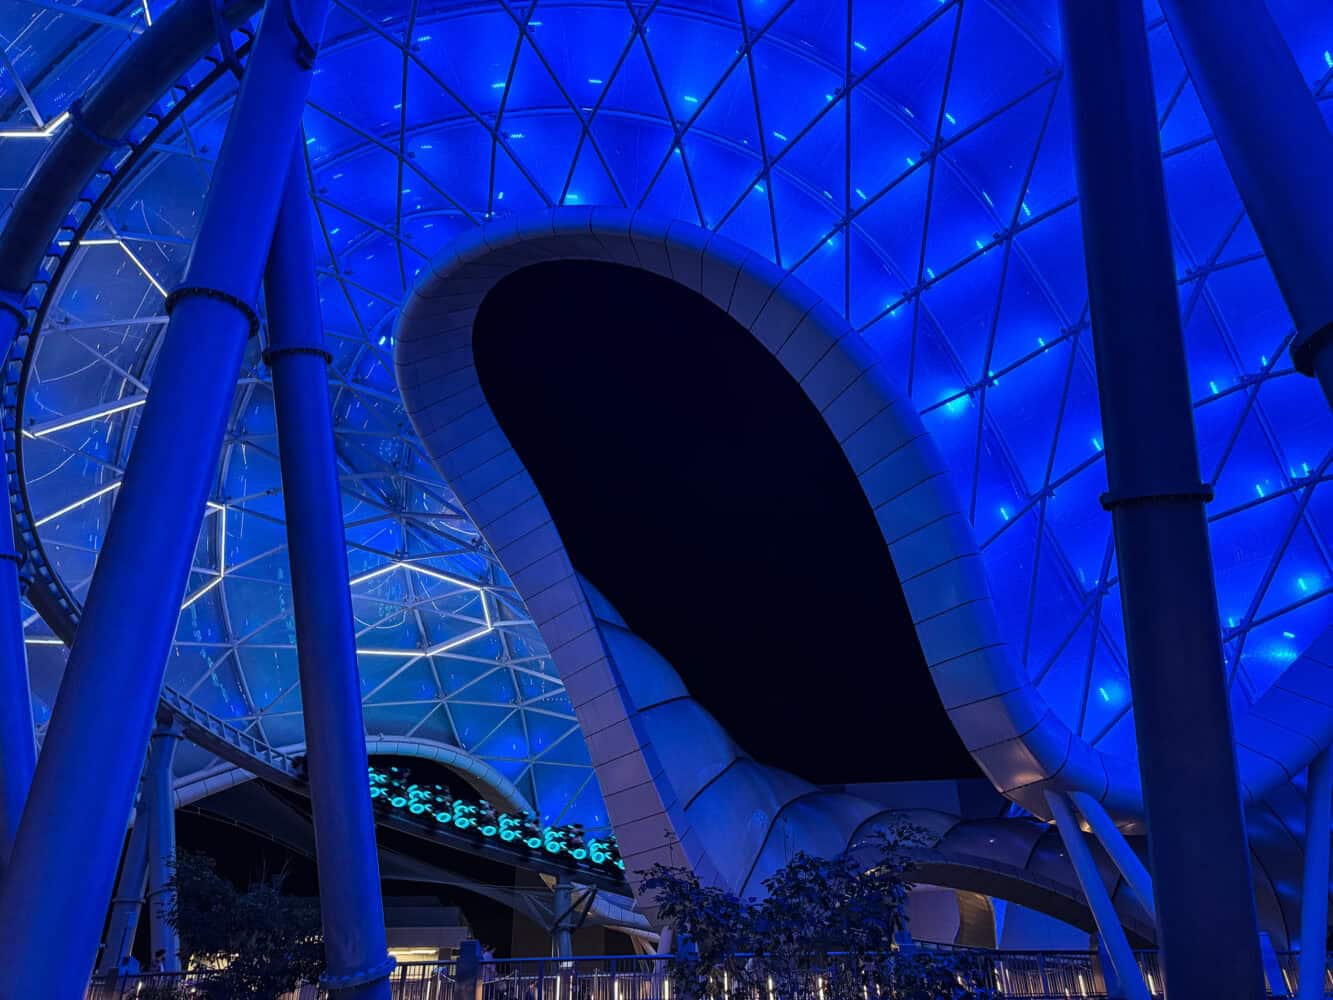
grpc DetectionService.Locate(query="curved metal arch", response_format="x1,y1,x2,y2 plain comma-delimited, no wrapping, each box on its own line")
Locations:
394,206,1333,828
394,205,1109,819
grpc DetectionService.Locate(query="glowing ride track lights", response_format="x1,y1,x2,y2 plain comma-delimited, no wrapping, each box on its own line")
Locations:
366,765,623,872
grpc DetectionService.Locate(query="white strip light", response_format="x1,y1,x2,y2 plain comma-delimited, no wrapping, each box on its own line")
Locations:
351,560,494,658
0,110,70,140
57,237,168,296
34,480,121,527
348,560,481,592
25,397,146,439
181,503,226,610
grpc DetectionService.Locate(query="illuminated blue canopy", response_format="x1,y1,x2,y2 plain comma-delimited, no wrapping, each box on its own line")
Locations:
2,0,1331,821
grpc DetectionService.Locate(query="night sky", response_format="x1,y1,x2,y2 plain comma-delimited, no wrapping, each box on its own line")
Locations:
474,259,980,784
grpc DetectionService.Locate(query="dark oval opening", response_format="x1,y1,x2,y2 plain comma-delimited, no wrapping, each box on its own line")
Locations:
473,258,979,784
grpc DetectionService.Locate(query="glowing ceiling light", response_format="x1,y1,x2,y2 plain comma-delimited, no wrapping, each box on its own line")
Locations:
180,503,227,610
25,397,146,439
34,480,122,527
56,236,168,296
180,576,221,610
0,110,70,140
349,561,482,592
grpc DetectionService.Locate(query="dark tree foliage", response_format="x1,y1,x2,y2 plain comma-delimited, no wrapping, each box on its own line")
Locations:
166,850,325,1000
642,824,994,1000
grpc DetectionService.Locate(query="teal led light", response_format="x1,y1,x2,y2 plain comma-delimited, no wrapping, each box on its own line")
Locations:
367,765,622,872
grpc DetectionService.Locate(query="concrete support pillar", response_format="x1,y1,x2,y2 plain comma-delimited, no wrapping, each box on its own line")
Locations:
1055,3,1265,998
0,0,331,992
263,143,392,998
97,805,150,977
145,719,182,972
1158,0,1333,409
1046,792,1151,1000
551,881,574,958
1299,749,1333,1000
0,296,36,881
1070,792,1155,915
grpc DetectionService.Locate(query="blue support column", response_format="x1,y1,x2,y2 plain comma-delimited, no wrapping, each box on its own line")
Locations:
1299,749,1332,1000
97,796,150,977
1046,792,1150,1000
1070,792,1155,915
0,1,330,993
1157,0,1333,408
145,719,182,973
1055,3,1266,999
263,143,393,998
0,297,36,880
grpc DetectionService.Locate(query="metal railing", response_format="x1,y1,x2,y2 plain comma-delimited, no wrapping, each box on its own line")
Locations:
86,962,457,999
87,949,1333,999
481,956,670,1000
159,686,301,780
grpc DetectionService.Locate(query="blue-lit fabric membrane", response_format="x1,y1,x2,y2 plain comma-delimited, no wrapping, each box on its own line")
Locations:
3,0,1333,822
